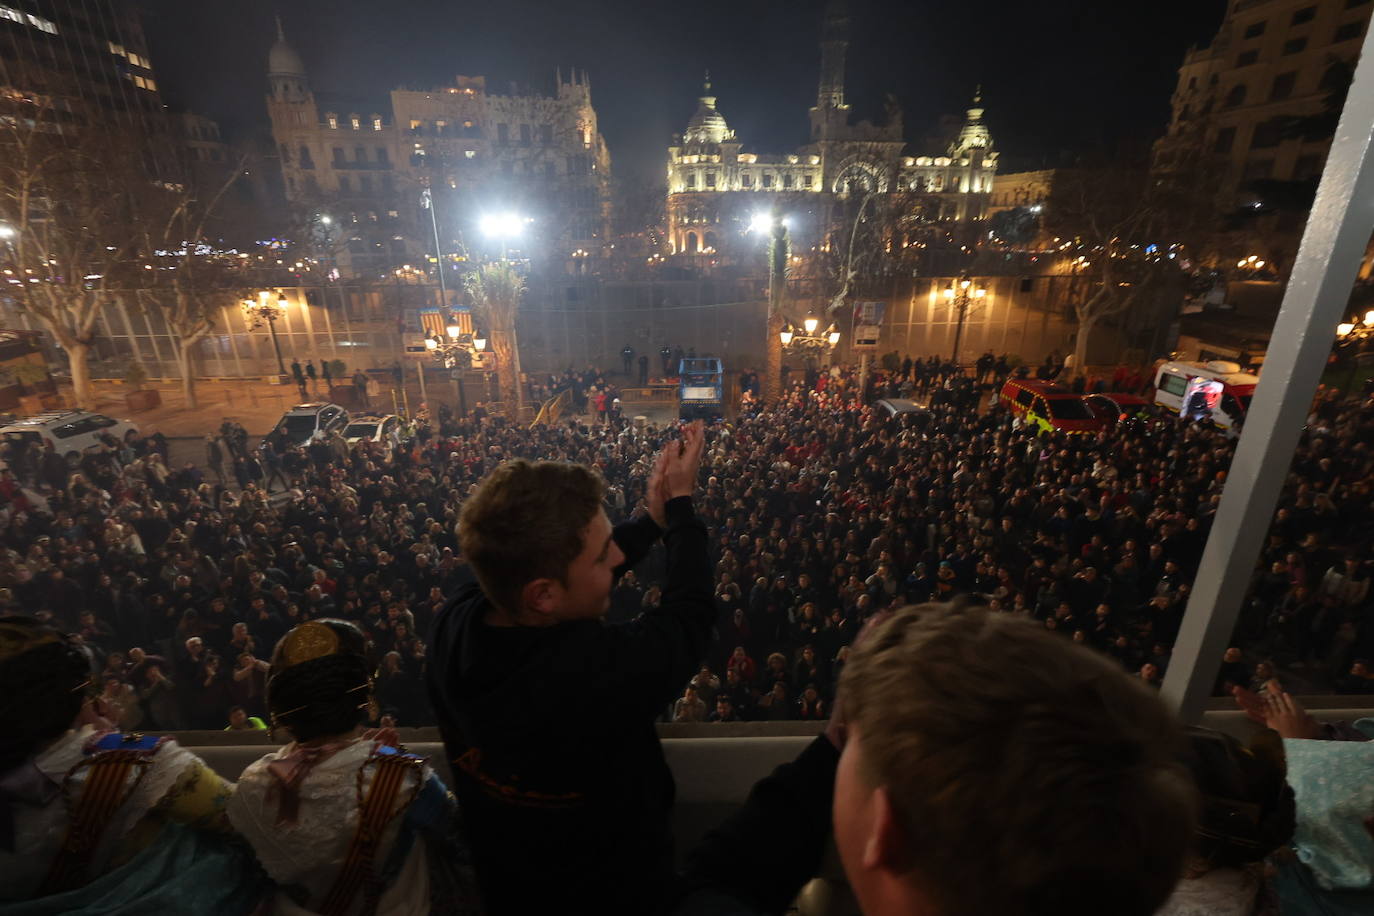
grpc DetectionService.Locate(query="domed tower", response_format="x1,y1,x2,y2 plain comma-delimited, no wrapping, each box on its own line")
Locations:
268,15,310,103
683,74,734,147
265,16,320,202
949,86,993,158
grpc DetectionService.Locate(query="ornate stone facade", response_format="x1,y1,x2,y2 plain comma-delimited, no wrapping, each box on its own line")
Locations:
665,0,997,258
265,21,611,275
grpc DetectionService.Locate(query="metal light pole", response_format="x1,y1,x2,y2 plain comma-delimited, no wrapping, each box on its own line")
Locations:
944,276,987,367
752,209,789,402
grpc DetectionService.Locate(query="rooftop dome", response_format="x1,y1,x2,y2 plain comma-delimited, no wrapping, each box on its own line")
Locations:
268,16,306,77
684,74,733,145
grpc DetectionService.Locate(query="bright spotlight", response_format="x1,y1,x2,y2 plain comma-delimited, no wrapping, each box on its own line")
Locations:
480,212,525,238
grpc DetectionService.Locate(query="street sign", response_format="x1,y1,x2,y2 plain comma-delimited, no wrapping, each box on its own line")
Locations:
852,300,885,350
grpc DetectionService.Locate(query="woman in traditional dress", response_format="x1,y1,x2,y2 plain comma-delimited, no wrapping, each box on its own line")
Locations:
0,617,265,914
228,619,481,915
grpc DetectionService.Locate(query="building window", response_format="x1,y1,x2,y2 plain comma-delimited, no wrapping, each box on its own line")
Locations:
332,147,346,166
409,119,422,131
339,176,352,192
360,176,372,193
1223,84,1248,108
464,149,476,159
376,147,389,165
1213,126,1236,153
372,116,383,131
1292,6,1316,25
741,173,753,189
1236,50,1259,67
783,174,794,189
299,146,314,169
1271,71,1298,100
539,124,552,144
519,124,531,146
382,175,394,192
1283,37,1308,54
328,114,339,130
802,174,813,188
1243,21,1266,39
1179,103,1192,121
762,173,774,188
1250,119,1284,149
2,7,58,34
705,172,717,188
1334,21,1364,42
350,115,361,130
1294,153,1325,179
354,146,366,164
497,123,509,144
686,173,697,190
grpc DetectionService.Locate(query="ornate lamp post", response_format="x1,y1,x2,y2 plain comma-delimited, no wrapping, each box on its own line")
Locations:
424,318,487,418
943,275,987,367
1335,308,1374,394
780,314,841,352
242,290,289,377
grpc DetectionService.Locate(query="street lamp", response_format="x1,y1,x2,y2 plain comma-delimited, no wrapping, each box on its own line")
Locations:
779,314,841,352
749,208,789,401
242,289,288,377
480,212,525,260
944,275,988,366
1334,310,1374,394
425,315,488,417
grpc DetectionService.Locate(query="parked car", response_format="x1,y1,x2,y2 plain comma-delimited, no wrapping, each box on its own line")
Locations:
998,379,1103,435
1082,393,1152,426
266,403,350,447
874,398,932,430
342,414,401,447
0,410,137,465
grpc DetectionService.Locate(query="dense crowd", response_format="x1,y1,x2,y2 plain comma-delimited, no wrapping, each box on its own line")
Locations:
0,357,1372,733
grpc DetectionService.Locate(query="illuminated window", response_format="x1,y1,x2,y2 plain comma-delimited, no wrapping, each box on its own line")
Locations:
5,7,58,33
350,115,361,130
108,41,126,55
464,150,476,159
327,114,339,129
372,117,382,131
409,119,422,131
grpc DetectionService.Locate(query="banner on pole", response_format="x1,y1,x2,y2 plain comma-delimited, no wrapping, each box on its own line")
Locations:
852,301,885,350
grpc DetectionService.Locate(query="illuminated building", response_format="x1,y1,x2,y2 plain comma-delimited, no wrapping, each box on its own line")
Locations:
665,0,997,258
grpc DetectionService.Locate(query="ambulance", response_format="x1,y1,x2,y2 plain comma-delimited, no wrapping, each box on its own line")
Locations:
1152,360,1258,433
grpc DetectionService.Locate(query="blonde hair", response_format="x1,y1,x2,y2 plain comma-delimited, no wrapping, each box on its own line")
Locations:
841,602,1196,916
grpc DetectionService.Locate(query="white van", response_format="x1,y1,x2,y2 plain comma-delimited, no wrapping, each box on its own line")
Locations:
0,411,138,463
1153,361,1258,433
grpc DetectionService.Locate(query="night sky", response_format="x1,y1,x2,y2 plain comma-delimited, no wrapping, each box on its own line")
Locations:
141,0,1226,183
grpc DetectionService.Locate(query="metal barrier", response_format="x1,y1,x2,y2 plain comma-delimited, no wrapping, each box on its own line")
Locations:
531,388,572,427
620,385,679,403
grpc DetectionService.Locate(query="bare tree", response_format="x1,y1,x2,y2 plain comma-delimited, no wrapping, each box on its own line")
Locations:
0,93,143,408
465,262,525,413
130,164,254,409
1045,166,1206,372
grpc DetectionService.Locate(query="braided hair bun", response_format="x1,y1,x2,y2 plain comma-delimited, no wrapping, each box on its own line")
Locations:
267,619,372,743
0,617,95,772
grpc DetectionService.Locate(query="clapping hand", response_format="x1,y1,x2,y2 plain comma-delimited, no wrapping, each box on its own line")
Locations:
645,421,705,527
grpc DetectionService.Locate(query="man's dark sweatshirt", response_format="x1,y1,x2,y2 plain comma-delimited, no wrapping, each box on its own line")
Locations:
426,496,713,915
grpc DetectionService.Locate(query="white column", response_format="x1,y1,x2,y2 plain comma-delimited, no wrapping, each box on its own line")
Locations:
1161,25,1374,722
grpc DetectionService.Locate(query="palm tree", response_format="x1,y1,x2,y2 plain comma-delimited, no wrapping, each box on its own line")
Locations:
464,262,525,414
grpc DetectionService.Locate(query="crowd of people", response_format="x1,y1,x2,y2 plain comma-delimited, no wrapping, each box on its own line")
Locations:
0,357,1371,736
